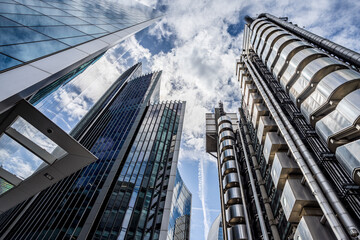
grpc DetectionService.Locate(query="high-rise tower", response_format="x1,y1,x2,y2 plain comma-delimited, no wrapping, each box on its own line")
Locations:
206,13,360,240
0,0,163,212
0,60,190,239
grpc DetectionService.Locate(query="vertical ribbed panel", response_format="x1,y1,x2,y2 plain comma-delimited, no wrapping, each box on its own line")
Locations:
2,71,159,239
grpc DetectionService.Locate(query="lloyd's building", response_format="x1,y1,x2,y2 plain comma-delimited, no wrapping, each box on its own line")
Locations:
206,14,360,240
0,1,191,239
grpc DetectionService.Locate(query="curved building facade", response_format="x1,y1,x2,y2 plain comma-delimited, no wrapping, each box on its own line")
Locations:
207,213,223,240
167,170,192,240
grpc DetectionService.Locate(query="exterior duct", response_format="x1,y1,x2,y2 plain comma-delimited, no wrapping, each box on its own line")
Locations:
245,58,358,239
259,13,360,68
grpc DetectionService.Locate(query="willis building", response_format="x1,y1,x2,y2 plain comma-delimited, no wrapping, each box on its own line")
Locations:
206,13,360,240
0,1,191,239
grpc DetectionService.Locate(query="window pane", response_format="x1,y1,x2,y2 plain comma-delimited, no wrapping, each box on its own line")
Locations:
26,6,71,16
59,35,94,46
0,134,46,179
2,13,64,26
0,53,22,71
0,178,14,195
31,26,86,38
71,25,107,34
97,24,119,32
0,40,68,61
0,27,50,45
50,16,89,25
0,3,40,14
14,0,52,7
0,15,19,26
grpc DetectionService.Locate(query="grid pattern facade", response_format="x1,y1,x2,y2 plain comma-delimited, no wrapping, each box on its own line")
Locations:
167,170,191,240
0,0,161,72
0,70,160,239
92,102,185,240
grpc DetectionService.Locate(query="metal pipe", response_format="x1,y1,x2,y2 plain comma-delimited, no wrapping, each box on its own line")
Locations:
244,59,351,240
233,145,253,240
246,58,360,239
237,121,280,240
237,122,270,240
259,13,360,68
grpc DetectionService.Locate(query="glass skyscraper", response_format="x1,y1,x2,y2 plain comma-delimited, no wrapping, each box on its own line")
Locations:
0,0,163,213
0,59,190,239
167,170,192,240
0,0,162,114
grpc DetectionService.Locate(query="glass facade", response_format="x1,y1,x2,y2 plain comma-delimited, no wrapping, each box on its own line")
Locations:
207,214,223,240
92,101,185,240
0,0,162,71
167,170,191,240
0,66,161,238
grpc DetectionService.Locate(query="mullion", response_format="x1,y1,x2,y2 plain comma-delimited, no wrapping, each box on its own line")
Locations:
105,103,162,238
96,103,158,237
48,78,145,239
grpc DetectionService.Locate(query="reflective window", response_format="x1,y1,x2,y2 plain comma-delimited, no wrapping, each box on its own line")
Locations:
0,53,21,70
71,25,107,35
25,6,71,16
0,15,19,26
31,26,86,38
0,3,40,14
2,13,64,26
0,177,14,195
14,0,52,7
0,26,49,45
59,35,94,46
50,15,90,25
0,40,68,61
0,134,46,179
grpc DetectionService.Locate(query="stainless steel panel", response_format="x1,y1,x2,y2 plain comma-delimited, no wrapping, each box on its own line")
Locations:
248,92,262,118
221,148,235,163
266,35,299,71
300,69,360,125
254,23,272,52
219,130,235,143
271,152,301,190
217,115,232,125
219,139,235,152
294,216,337,240
336,140,360,185
263,132,287,164
241,75,252,96
262,31,288,64
250,20,268,47
224,186,241,206
279,48,324,90
315,89,360,151
251,103,269,128
222,160,237,176
243,83,257,107
257,116,277,144
218,122,233,134
272,41,309,80
223,173,240,191
280,178,318,223
257,27,281,57
226,204,245,225
227,224,248,240
288,57,347,107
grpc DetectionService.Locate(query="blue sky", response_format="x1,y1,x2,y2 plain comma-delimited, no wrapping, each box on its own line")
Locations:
2,0,360,239
121,0,360,239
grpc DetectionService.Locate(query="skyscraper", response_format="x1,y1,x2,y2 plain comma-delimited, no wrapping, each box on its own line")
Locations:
0,58,190,239
206,13,360,240
0,0,163,211
0,0,162,114
208,214,224,240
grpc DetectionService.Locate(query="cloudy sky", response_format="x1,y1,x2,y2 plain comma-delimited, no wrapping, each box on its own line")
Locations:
2,0,360,239
110,0,360,239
